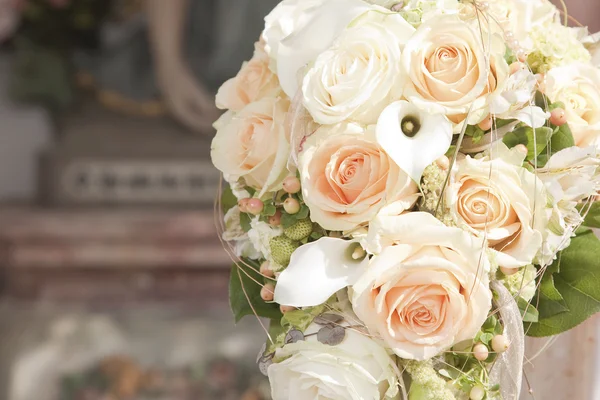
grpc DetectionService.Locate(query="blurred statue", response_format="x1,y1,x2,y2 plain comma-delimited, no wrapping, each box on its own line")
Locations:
75,0,280,133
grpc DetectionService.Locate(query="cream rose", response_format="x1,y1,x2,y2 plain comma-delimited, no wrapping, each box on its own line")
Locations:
211,96,290,194
215,46,281,112
402,14,509,125
268,323,400,400
299,123,419,231
301,11,414,125
352,212,492,360
262,0,326,67
274,0,390,97
545,64,600,148
446,144,548,269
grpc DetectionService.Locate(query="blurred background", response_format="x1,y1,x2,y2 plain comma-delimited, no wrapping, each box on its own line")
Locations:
0,1,598,400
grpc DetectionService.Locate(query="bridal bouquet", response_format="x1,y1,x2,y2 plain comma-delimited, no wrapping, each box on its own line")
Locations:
212,0,600,399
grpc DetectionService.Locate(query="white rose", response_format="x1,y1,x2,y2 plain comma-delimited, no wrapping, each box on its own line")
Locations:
211,95,290,195
275,0,409,97
268,323,400,400
545,64,600,148
402,14,509,125
352,212,492,360
302,11,414,125
446,143,548,269
262,0,327,69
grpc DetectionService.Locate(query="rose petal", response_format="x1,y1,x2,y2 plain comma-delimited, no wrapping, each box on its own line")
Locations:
276,0,377,98
274,237,368,307
376,101,453,183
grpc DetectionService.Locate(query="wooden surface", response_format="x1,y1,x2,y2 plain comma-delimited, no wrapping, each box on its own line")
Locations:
0,206,232,303
523,315,600,399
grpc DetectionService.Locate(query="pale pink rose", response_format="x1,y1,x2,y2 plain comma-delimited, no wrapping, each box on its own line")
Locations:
352,212,492,361
299,123,419,231
216,45,281,112
446,144,548,269
402,14,509,125
211,96,290,194
545,64,600,148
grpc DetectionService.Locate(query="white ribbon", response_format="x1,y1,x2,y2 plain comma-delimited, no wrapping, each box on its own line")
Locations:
490,281,525,400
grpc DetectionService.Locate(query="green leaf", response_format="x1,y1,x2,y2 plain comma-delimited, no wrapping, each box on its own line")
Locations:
527,229,600,337
240,212,252,232
534,90,550,110
445,145,457,158
502,125,553,160
281,212,297,229
580,202,600,229
478,332,494,345
220,186,238,214
482,315,497,332
263,203,277,217
295,205,310,220
549,123,575,153
281,305,326,332
518,298,539,323
536,273,569,319
229,259,282,323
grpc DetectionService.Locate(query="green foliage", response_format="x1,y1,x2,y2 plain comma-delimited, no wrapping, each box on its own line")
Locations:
281,305,326,332
580,202,600,229
502,122,575,167
229,259,282,323
220,186,238,214
527,229,600,337
518,298,539,323
502,125,553,160
548,123,575,153
281,204,310,229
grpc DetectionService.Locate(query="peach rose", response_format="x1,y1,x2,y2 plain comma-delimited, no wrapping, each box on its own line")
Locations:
545,63,600,148
446,144,548,269
402,14,509,125
352,212,492,360
211,96,290,194
299,123,419,231
216,45,281,112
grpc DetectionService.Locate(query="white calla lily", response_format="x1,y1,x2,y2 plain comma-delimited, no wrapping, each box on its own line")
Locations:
276,0,380,98
376,100,453,183
274,237,368,307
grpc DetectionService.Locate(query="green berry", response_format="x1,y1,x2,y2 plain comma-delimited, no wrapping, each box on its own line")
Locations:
269,236,300,267
284,219,313,241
